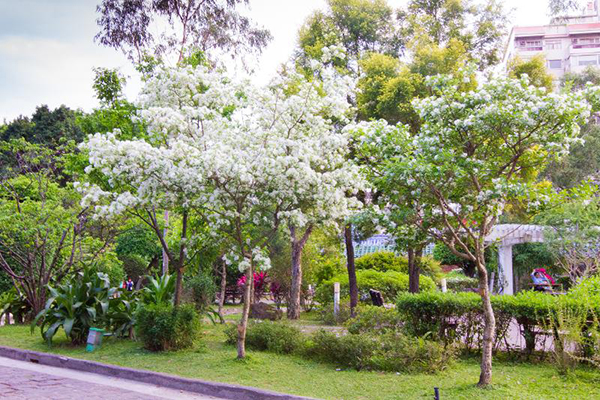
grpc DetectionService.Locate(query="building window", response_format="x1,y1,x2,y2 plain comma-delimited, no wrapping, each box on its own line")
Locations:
517,39,542,51
578,55,599,66
546,40,562,50
548,59,562,69
573,37,600,49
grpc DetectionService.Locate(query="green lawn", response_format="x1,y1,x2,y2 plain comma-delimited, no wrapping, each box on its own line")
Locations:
1,323,599,400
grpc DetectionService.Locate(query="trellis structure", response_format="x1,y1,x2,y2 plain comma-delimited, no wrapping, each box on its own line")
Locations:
485,224,545,295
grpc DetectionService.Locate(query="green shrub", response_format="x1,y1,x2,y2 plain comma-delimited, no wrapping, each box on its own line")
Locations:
304,330,453,373
311,255,345,285
317,300,353,325
315,269,436,306
0,288,30,324
305,330,378,370
136,303,200,351
119,254,147,283
185,272,217,311
355,252,442,280
345,306,403,334
355,252,406,272
367,332,454,373
569,276,600,299
445,275,479,292
224,320,304,354
396,291,481,340
31,269,124,345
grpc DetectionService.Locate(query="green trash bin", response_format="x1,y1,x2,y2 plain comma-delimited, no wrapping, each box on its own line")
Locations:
86,327,105,352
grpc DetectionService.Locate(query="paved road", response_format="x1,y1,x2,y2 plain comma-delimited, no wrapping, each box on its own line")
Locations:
0,356,220,399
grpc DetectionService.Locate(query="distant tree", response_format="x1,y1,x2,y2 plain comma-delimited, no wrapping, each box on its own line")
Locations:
1,105,84,147
0,140,117,315
401,0,508,69
297,0,402,75
508,55,554,93
95,0,272,64
562,66,600,91
544,124,600,189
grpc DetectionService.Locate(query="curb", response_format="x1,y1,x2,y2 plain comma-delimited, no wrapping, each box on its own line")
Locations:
0,345,315,400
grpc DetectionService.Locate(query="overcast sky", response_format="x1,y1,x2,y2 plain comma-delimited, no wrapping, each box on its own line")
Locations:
0,0,551,122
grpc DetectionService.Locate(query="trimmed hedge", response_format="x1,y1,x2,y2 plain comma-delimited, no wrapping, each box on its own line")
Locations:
355,251,442,280
315,269,436,305
396,290,600,355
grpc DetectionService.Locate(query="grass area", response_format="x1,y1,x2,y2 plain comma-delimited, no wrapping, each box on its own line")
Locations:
1,323,599,400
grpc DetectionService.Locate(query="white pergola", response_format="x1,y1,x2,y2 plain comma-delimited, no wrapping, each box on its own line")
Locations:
485,224,545,295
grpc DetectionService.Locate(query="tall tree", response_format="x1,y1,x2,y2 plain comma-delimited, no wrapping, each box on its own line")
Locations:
0,140,116,315
401,0,507,69
353,71,598,386
95,0,272,63
1,105,84,147
297,0,402,75
81,61,361,357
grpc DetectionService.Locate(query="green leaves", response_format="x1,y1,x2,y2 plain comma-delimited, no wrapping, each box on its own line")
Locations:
31,269,134,346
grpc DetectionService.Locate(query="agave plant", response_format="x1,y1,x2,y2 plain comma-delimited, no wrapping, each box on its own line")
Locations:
31,269,117,345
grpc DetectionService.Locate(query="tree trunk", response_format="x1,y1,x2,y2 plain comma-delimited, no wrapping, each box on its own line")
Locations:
408,247,422,293
218,260,227,323
344,224,358,316
288,224,313,320
237,261,253,359
162,210,169,276
476,251,495,387
174,211,188,306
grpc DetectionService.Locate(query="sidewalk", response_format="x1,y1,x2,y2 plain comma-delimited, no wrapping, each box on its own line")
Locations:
0,356,218,399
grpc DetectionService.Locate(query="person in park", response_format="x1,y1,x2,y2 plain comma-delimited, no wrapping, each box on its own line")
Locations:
531,270,553,292
126,278,134,292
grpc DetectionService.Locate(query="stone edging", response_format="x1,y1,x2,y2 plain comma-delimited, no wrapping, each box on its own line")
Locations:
0,345,316,400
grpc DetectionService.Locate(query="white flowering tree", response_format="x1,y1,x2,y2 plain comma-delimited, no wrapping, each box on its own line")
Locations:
352,71,599,386
80,56,361,357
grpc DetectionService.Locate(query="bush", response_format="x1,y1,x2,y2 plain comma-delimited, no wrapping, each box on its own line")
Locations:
355,252,405,272
345,306,403,334
185,272,217,311
136,303,200,351
569,276,600,299
311,255,345,285
304,330,453,373
396,291,481,341
355,251,442,280
444,273,479,292
367,332,455,373
305,330,378,370
315,269,436,306
0,288,30,324
31,269,127,345
224,320,304,354
317,299,353,325
395,290,599,355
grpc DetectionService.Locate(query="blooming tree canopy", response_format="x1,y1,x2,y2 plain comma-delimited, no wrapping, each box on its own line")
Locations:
349,69,600,386
80,54,364,357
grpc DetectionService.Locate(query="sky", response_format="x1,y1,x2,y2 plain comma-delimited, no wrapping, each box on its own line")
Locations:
0,0,552,122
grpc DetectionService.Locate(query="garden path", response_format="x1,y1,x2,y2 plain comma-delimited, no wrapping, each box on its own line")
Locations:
0,356,220,399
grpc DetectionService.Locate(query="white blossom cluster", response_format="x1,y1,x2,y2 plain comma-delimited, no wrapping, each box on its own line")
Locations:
80,60,365,271
349,71,600,237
